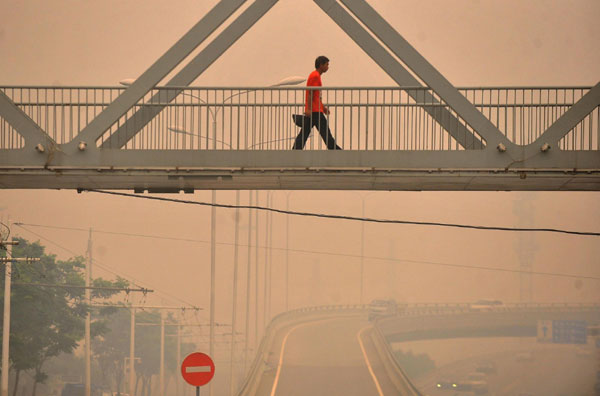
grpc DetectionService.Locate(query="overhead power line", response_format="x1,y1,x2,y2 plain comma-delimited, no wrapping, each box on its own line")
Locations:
83,189,600,237
12,282,153,294
13,222,599,281
13,225,201,309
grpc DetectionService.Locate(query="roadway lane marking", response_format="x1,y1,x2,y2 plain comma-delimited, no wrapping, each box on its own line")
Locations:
357,326,385,396
269,318,339,396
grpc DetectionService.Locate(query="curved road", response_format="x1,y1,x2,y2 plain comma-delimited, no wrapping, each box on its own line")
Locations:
252,315,412,396
414,343,596,395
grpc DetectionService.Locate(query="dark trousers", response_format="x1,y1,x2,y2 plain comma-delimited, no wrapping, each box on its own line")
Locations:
292,112,341,150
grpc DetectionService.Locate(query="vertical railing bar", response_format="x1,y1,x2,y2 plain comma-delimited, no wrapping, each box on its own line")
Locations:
405,90,409,150
251,91,256,150
569,90,577,150
350,89,354,150
592,102,595,150
54,88,58,143
596,106,600,150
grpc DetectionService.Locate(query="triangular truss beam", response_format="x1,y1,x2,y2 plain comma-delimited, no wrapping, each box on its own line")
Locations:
4,0,595,158
72,0,518,152
99,0,279,149
329,0,513,149
525,82,600,155
0,90,54,149
61,0,248,152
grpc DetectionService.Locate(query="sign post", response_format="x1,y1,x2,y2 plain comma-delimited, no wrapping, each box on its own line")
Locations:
181,352,215,395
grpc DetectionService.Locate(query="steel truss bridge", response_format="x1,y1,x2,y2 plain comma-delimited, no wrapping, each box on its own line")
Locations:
1,0,599,191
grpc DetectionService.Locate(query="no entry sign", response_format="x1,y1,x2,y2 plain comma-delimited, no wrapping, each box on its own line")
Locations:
181,352,215,387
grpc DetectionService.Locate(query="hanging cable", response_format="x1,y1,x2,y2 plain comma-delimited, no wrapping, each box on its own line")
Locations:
83,189,600,237
13,222,599,281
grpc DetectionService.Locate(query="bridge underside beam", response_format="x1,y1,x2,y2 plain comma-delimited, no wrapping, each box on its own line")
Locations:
1,149,598,190
1,169,598,191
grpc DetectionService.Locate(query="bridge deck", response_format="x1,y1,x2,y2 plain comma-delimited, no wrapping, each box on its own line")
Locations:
1,86,598,191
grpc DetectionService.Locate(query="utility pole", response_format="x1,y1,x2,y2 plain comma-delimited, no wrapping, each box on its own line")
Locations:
1,228,14,396
91,304,200,396
209,189,216,396
1,222,40,396
285,193,290,312
160,311,165,396
360,199,365,304
243,191,252,373
130,307,136,396
176,314,181,396
254,191,259,349
85,228,92,396
268,197,273,321
263,192,270,328
82,228,150,396
229,191,240,396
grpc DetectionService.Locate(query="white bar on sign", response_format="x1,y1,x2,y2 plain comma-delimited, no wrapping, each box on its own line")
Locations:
186,366,211,373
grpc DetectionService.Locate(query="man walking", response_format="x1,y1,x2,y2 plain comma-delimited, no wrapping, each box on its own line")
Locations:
292,56,342,150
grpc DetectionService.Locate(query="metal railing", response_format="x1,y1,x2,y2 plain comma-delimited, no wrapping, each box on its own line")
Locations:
1,86,597,151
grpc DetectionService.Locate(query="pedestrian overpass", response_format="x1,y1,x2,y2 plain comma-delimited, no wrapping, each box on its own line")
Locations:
1,0,599,191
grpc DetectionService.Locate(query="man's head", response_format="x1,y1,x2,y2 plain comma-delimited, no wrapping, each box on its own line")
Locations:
315,55,330,74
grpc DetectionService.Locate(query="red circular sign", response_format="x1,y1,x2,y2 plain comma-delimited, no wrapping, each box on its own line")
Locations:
181,352,215,387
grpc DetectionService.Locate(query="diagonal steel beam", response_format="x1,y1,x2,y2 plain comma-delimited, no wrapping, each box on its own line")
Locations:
66,0,247,151
314,0,484,150
338,0,512,149
100,0,279,149
533,81,600,147
0,90,54,148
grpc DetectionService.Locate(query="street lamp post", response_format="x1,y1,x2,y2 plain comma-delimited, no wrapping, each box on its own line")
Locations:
243,190,253,373
284,192,293,312
229,190,240,396
149,78,305,390
359,192,378,304
268,190,294,313
209,189,216,396
263,192,270,327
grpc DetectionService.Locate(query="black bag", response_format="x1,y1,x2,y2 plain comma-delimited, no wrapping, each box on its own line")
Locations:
292,114,310,128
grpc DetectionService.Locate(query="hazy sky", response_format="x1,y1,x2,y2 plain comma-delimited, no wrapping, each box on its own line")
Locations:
1,0,599,330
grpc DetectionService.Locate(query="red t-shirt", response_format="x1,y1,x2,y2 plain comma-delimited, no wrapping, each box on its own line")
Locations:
305,70,325,113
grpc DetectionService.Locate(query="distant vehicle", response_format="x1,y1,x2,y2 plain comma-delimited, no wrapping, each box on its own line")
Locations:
435,379,456,390
368,299,398,321
515,351,534,362
469,299,503,312
475,361,497,374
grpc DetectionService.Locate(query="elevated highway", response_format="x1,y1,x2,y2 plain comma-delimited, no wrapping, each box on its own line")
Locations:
235,303,599,395
377,302,600,342
237,305,422,396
